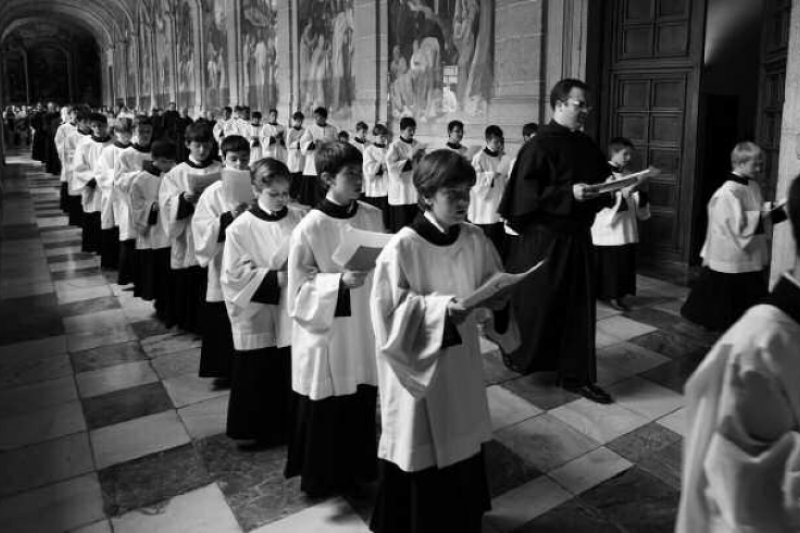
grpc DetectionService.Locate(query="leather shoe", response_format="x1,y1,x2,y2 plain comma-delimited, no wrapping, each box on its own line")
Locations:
563,383,613,404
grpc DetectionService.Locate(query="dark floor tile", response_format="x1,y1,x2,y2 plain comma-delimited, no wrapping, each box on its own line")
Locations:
622,307,683,331
36,212,67,218
628,330,708,361
640,357,701,394
0,293,64,346
82,382,173,430
501,373,579,410
484,439,541,497
578,467,679,533
131,319,174,340
197,434,319,531
99,443,211,516
607,423,681,464
47,252,97,264
70,341,148,372
59,295,121,318
51,266,103,281
2,191,31,200
516,499,625,533
43,238,82,249
38,224,73,233
0,223,40,240
482,349,520,386
664,319,721,348
634,441,682,490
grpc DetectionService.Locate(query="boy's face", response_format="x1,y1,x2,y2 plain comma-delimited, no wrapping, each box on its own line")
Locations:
269,111,278,124
428,184,471,227
401,126,415,140
187,140,213,162
449,127,464,143
736,151,764,179
325,163,363,202
251,117,261,126
487,136,503,153
292,118,303,128
90,122,107,137
116,130,132,144
314,113,326,126
610,147,633,169
68,111,77,123
136,125,154,145
258,177,291,212
153,157,177,174
356,128,368,139
77,119,90,131
224,150,251,170
375,133,389,145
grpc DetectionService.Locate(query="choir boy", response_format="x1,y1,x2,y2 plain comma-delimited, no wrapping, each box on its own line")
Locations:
362,123,390,228
192,135,251,383
221,158,305,445
682,141,788,330
351,121,370,153
470,125,509,255
115,116,155,288
338,131,351,143
677,175,800,533
160,121,222,333
224,105,248,138
443,120,468,158
284,141,384,496
299,107,338,206
213,106,232,144
370,149,507,533
65,108,91,227
286,111,306,202
96,117,133,269
55,105,76,213
260,108,287,163
386,116,424,232
129,140,175,323
247,111,263,166
73,112,112,254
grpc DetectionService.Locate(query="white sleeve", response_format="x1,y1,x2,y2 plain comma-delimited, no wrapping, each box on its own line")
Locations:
287,227,342,332
221,227,269,311
159,170,189,239
715,189,761,250
192,188,227,268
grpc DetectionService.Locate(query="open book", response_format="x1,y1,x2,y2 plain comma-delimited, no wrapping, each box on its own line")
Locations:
461,259,547,309
332,226,393,272
187,172,221,196
585,169,651,196
222,168,254,205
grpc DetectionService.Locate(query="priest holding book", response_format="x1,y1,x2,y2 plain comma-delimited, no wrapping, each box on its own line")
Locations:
498,78,618,404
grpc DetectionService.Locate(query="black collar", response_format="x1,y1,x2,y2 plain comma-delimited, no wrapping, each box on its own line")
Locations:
354,137,366,144
292,125,302,130
78,129,91,136
269,122,279,126
142,160,162,176
727,173,749,186
400,136,414,145
250,204,288,221
315,198,358,219
483,147,500,157
763,275,800,326
133,143,150,153
446,142,462,150
410,213,460,246
114,141,131,150
373,143,386,149
186,158,215,169
91,135,111,143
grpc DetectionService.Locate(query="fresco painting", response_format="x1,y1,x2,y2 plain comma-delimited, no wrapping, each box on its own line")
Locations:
203,0,229,109
176,0,197,109
154,2,174,107
126,34,137,108
241,0,279,112
138,4,153,107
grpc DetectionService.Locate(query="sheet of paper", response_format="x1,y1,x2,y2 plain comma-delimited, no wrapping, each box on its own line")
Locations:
187,172,221,196
461,259,547,309
332,226,393,271
222,168,254,205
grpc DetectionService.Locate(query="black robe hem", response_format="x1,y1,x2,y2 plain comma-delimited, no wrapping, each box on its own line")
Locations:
198,300,235,378
681,267,767,331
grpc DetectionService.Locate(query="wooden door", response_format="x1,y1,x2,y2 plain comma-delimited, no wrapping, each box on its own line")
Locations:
600,0,706,266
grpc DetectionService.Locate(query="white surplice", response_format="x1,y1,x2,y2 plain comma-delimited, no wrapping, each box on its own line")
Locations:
363,144,388,198
590,170,651,247
115,145,151,241
385,138,422,206
469,148,510,225
129,170,170,250
287,201,384,400
55,122,76,184
65,130,89,196
299,124,338,176
371,221,502,472
286,126,306,173
96,142,131,230
259,122,288,163
72,136,112,213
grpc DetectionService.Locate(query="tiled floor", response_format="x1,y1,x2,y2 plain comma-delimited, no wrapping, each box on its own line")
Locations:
0,150,719,532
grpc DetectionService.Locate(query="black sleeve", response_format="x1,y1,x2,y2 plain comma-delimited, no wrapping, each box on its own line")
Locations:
251,270,281,305
638,191,650,208
402,160,413,172
217,212,234,242
616,194,629,212
307,141,316,151
492,305,511,335
375,165,384,176
334,280,351,317
269,136,277,146
769,207,788,225
176,193,195,220
147,203,159,225
442,313,463,349
86,178,97,188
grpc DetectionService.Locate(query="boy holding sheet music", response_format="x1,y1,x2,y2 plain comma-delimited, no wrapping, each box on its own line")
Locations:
221,158,306,446
192,135,253,384
284,141,384,496
159,121,222,333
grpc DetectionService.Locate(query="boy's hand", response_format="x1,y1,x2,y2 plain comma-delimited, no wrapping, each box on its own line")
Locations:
573,183,599,201
277,271,288,288
341,270,368,288
446,298,471,325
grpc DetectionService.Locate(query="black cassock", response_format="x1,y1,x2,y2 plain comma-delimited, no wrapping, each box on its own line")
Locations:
498,121,612,386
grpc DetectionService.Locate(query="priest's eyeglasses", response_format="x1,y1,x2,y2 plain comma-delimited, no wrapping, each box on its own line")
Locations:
565,99,593,112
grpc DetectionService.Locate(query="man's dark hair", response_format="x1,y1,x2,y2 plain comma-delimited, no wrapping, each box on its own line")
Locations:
269,108,278,115
549,78,590,110
522,122,539,138
89,112,107,125
134,115,152,128
220,135,250,156
151,139,177,160
400,116,416,131
184,121,214,143
315,140,362,177
485,125,504,141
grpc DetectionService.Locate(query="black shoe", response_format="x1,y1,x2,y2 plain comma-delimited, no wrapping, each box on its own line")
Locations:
563,383,613,404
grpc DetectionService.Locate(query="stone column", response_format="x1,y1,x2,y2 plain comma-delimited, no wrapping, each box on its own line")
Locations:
770,0,800,286
543,0,590,121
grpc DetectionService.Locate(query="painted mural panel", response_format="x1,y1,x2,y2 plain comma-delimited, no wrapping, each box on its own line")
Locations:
388,0,494,122
115,44,126,103
139,5,154,108
127,35,138,108
154,1,175,108
241,0,278,113
297,0,354,121
176,0,197,109
202,0,229,109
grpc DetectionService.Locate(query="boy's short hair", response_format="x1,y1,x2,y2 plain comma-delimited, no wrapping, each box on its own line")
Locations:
268,108,278,115
220,135,250,156
223,106,232,114
485,125,504,141
315,140,363,177
251,158,291,192
414,149,477,210
313,107,328,118
114,117,134,135
400,116,417,131
134,115,152,128
789,176,800,248
89,112,108,125
550,78,590,110
234,105,243,113
608,136,634,154
252,111,262,120
522,122,539,138
338,131,351,142
355,121,368,132
185,121,214,143
373,123,389,136
151,140,177,161
292,111,305,121
76,108,92,122
448,120,464,133
731,141,762,167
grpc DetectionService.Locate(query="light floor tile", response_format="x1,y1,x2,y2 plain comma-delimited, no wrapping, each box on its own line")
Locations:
548,447,632,495
487,385,543,432
70,520,113,533
0,432,94,497
119,298,157,322
56,284,113,304
550,398,649,444
607,376,684,421
178,395,229,439
597,315,658,341
151,348,202,379
252,497,369,532
597,342,671,376
76,361,158,398
595,331,620,349
0,400,86,451
67,325,137,353
90,409,191,469
163,374,229,408
486,476,572,533
45,244,82,257
657,408,687,437
49,258,100,273
0,375,78,418
54,275,108,292
141,332,203,359
0,473,104,533
64,309,130,335
111,483,241,533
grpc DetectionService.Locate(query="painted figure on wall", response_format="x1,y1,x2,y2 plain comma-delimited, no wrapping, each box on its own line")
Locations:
116,45,127,102
154,4,171,107
127,34,138,108
241,0,279,112
177,0,197,109
139,5,153,108
388,0,494,121
203,0,229,108
297,0,354,120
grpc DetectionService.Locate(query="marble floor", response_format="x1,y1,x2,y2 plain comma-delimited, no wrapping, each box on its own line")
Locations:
0,149,719,533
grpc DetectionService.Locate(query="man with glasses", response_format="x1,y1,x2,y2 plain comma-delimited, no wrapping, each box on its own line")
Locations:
498,78,615,404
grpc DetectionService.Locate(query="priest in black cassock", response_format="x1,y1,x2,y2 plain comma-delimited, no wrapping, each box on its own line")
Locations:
498,78,615,404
